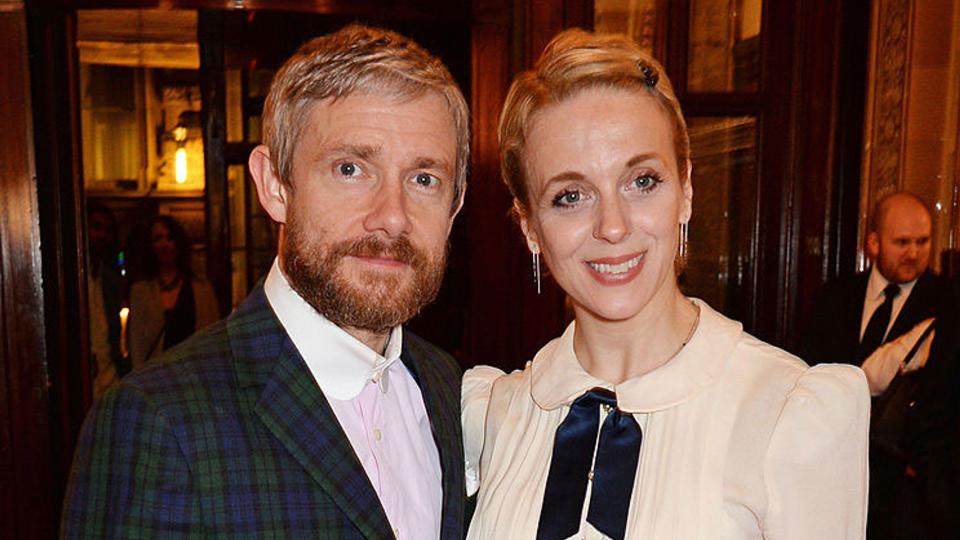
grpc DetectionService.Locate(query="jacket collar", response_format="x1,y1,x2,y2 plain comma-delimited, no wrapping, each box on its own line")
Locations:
227,285,463,538
227,285,394,540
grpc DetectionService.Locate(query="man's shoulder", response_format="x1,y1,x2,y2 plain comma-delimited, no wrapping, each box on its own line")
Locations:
119,317,235,402
819,272,869,293
810,272,870,308
402,330,462,380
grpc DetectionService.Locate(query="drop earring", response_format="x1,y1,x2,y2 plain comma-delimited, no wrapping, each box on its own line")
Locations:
532,251,541,295
678,222,689,260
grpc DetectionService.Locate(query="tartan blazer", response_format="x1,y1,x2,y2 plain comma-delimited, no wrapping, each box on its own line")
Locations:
61,285,465,539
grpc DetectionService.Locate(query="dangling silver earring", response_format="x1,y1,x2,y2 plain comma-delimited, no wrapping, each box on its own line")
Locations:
678,222,689,260
532,251,541,295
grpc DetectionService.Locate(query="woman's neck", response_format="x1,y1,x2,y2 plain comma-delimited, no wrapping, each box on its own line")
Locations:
158,265,180,284
572,285,699,385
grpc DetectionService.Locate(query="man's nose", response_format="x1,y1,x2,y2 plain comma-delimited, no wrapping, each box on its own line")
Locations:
363,181,412,237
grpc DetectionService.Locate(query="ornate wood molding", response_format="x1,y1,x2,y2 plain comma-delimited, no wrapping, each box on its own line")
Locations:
859,0,913,268
867,0,912,195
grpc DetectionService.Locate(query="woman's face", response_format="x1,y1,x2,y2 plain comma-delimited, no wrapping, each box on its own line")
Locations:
150,221,178,267
520,86,691,322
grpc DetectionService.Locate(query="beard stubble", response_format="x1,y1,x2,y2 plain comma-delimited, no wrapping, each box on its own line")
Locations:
282,217,447,334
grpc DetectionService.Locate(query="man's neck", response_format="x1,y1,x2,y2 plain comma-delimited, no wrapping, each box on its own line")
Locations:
343,326,390,356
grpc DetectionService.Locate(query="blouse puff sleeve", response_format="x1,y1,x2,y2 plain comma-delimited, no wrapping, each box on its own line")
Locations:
462,365,507,497
762,363,871,539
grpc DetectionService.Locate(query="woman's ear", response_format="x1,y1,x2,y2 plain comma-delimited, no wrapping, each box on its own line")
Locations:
249,145,289,224
515,199,540,254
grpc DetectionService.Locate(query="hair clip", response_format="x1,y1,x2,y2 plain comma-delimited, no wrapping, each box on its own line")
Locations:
637,61,659,88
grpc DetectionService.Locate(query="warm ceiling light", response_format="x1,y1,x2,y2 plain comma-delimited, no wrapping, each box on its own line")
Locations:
175,147,188,184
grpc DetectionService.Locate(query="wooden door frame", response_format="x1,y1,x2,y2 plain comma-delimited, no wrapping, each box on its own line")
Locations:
1,2,58,537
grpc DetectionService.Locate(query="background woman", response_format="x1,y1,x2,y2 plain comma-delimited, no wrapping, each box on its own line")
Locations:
463,29,870,539
128,215,220,369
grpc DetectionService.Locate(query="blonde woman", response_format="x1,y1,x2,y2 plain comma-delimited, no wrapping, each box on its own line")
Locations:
463,29,869,539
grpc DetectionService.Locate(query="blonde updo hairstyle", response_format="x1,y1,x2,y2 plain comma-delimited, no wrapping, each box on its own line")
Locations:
498,28,690,216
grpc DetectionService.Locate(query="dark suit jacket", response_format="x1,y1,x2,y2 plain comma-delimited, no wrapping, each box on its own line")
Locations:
61,285,465,539
803,271,954,539
903,278,960,537
801,271,950,366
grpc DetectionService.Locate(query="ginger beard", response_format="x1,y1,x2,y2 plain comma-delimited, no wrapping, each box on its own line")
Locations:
281,209,447,333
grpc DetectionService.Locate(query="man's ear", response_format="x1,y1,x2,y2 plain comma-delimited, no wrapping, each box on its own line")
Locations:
249,145,288,224
514,200,540,254
866,231,880,260
447,183,466,231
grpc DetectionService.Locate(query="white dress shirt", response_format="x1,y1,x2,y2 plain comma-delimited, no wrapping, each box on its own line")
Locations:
859,265,918,342
464,299,870,539
264,259,442,539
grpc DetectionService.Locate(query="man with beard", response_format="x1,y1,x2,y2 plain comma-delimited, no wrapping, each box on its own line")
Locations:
62,25,469,539
802,191,954,539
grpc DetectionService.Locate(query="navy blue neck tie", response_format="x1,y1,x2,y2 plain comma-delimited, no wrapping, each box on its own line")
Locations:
536,388,643,540
859,283,901,361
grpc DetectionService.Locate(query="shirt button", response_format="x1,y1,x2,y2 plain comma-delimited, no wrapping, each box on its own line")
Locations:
393,527,400,538
587,470,594,481
373,428,382,441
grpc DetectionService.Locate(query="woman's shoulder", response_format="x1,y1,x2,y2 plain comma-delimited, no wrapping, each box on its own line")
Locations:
463,363,531,402
778,363,870,431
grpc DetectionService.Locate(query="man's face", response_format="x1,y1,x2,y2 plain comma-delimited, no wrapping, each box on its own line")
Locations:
277,92,460,333
868,199,932,284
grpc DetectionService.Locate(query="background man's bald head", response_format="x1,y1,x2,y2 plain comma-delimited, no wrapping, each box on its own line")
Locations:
869,192,931,234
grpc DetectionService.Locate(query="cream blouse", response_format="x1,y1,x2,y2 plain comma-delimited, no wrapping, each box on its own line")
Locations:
463,300,869,539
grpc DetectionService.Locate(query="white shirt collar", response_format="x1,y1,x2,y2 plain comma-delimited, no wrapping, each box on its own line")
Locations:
263,258,403,400
866,264,918,302
529,298,740,413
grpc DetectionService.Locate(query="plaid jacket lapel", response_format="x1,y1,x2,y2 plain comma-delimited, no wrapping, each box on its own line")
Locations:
229,286,393,540
400,332,466,539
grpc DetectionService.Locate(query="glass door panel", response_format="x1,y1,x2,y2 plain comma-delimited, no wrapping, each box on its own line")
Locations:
687,0,762,92
594,0,661,56
684,116,758,318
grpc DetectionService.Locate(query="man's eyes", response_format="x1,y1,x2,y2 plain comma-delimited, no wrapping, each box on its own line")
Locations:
336,162,364,177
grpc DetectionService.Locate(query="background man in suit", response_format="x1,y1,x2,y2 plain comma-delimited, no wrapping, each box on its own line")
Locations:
85,201,125,399
802,191,953,539
62,24,469,539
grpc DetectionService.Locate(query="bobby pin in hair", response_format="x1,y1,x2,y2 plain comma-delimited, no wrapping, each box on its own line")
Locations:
637,60,659,88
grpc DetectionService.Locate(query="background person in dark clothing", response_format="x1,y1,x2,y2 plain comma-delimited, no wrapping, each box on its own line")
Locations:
803,191,955,539
85,201,125,397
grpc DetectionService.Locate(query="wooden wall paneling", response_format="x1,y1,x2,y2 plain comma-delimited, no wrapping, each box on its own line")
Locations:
0,3,58,537
27,8,91,498
466,0,523,368
750,0,800,345
199,10,231,316
792,0,872,348
790,0,843,349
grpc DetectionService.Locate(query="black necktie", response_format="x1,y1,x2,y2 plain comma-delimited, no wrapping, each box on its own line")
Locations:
859,283,901,360
536,388,643,540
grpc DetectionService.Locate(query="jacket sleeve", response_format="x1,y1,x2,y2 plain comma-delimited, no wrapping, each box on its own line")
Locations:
60,384,197,538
